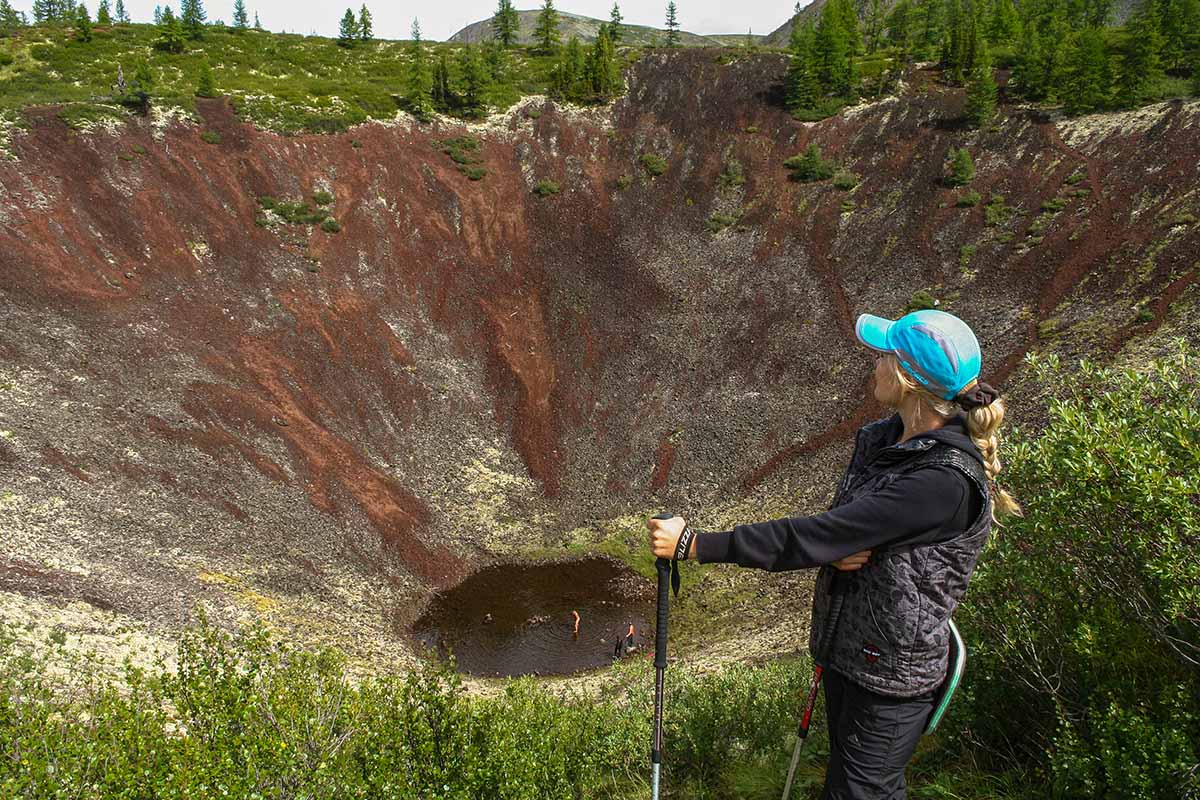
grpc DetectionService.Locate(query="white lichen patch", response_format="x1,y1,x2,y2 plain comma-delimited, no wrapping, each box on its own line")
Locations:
187,238,212,261
0,110,22,161
150,104,196,139
1057,98,1200,151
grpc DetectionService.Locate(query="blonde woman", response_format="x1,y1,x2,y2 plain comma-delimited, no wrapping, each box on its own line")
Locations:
648,309,1019,800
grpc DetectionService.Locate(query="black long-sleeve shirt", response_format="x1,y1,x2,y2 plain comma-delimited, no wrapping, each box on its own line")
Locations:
694,464,982,572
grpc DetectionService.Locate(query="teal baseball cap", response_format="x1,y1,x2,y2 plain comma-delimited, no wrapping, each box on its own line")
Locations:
856,310,983,401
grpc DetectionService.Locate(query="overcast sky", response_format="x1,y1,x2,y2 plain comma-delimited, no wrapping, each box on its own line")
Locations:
13,1,801,41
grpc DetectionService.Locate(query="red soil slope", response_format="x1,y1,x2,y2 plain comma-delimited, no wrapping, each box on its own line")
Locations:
1,52,1197,659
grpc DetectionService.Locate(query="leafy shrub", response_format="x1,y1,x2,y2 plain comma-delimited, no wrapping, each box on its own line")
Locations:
959,244,976,268
641,152,668,177
944,147,975,186
840,199,856,213
615,174,632,190
1041,197,1068,212
320,218,341,233
955,347,1200,799
832,170,859,190
784,143,834,182
985,194,1014,226
956,190,981,207
0,52,13,67
312,190,334,206
719,158,746,189
706,212,740,233
905,289,939,311
461,166,487,181
1064,169,1087,185
533,179,560,197
200,130,221,144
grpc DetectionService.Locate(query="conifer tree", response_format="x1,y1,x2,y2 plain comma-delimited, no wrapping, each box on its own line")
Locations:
153,4,162,24
196,59,215,96
665,1,680,47
987,0,1018,43
1,0,26,34
254,11,261,29
492,0,518,47
1062,27,1112,113
887,0,915,55
358,4,371,41
232,0,247,29
815,0,854,95
1083,0,1114,27
1117,0,1163,106
553,34,585,99
609,2,623,44
458,45,490,115
116,0,128,23
180,0,205,39
124,58,154,109
915,0,944,60
786,20,821,110
483,39,506,81
1161,0,1200,70
832,0,861,54
97,0,111,25
865,0,886,53
337,8,357,47
75,2,92,41
406,18,433,119
431,51,451,111
946,147,974,185
963,42,997,126
155,5,186,52
586,22,618,96
1011,20,1050,99
533,0,561,54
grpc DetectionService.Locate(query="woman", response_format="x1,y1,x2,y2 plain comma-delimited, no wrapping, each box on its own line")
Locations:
648,309,1020,800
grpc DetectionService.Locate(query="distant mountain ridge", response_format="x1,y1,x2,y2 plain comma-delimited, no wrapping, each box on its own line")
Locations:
448,9,761,47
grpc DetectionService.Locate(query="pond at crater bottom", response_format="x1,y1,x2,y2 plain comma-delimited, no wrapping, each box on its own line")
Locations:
411,557,657,678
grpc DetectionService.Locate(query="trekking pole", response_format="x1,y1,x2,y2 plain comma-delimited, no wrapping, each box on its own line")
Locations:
781,574,846,800
650,512,681,800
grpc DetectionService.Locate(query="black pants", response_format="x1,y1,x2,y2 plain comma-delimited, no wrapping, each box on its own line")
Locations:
818,669,934,800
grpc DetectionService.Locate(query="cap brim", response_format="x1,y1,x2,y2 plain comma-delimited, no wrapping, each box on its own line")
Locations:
855,314,894,352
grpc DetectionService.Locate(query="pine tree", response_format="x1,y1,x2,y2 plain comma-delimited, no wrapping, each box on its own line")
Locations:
865,0,886,53
155,5,186,52
96,0,111,25
665,1,680,47
1062,27,1112,113
815,0,854,95
1161,0,1200,70
963,42,997,126
609,2,623,44
915,0,944,60
552,34,585,99
153,4,162,24
1117,0,1163,106
179,0,205,39
115,0,128,23
887,0,915,55
457,45,489,115
1011,20,1050,99
253,11,260,29
337,8,357,47
492,0,518,47
483,39,506,81
585,22,618,96
406,18,432,119
431,51,452,111
1083,0,1114,27
232,0,247,29
358,4,371,41
786,20,822,110
75,2,92,41
196,59,215,96
946,147,974,185
987,0,1018,43
1,0,25,34
832,0,861,54
533,0,561,54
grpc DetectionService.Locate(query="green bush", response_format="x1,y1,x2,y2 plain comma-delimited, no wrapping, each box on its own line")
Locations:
320,218,341,233
905,289,939,311
832,170,859,190
1064,169,1087,185
956,189,982,207
784,143,835,182
1041,197,1068,213
615,174,632,190
706,212,740,233
312,190,334,206
641,152,668,177
955,346,1200,799
533,179,560,197
199,130,221,144
0,52,13,67
944,147,975,186
719,158,746,189
985,194,1014,226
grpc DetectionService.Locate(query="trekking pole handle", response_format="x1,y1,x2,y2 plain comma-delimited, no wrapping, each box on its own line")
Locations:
652,512,674,670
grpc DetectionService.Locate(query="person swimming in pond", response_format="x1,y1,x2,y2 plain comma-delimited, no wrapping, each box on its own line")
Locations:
572,610,581,638
613,623,638,659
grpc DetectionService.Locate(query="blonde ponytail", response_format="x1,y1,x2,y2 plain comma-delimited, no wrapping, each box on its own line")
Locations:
886,355,1022,522
964,399,1022,521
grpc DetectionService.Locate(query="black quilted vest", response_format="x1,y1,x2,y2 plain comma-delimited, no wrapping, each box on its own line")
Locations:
808,416,992,698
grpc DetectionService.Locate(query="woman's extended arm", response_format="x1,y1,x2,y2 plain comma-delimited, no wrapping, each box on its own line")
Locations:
694,466,974,572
